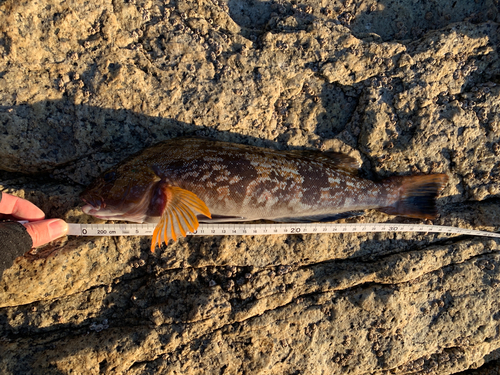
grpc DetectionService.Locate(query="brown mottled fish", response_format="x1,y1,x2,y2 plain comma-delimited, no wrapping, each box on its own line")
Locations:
81,137,448,251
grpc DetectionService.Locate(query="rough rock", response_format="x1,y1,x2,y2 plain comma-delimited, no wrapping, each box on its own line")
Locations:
1,0,500,373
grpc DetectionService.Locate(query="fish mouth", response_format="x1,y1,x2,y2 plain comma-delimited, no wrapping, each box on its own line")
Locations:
81,196,147,222
81,195,106,216
81,203,127,220
81,194,104,207
82,203,101,216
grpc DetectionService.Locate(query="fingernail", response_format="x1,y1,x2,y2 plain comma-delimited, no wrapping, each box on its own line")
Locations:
48,219,69,238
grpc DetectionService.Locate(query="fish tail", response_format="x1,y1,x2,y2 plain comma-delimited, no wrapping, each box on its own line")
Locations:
379,174,448,219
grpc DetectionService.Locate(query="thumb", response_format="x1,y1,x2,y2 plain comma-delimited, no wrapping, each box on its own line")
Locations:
23,219,69,247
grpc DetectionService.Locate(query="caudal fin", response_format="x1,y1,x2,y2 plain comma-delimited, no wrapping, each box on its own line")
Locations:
379,174,448,219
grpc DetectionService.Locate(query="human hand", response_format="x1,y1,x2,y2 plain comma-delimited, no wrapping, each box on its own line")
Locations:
0,191,68,279
0,192,68,247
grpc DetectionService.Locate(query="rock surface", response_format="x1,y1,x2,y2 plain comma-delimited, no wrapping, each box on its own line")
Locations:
1,0,500,373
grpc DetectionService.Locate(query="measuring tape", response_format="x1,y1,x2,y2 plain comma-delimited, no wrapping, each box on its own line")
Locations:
66,222,500,238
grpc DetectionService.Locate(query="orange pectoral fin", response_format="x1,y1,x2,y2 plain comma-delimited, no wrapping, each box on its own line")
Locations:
150,186,211,252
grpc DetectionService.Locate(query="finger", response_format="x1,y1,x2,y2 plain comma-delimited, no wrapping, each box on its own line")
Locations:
0,193,45,220
23,219,68,247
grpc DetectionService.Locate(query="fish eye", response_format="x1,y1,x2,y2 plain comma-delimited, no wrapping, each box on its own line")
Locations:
103,171,116,182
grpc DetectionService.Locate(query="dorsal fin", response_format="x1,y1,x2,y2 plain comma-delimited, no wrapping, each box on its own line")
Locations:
321,152,360,173
286,149,360,174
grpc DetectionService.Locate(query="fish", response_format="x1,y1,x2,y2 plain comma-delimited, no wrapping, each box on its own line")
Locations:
80,137,448,252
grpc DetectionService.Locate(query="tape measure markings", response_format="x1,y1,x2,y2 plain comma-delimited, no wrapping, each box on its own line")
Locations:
67,223,500,239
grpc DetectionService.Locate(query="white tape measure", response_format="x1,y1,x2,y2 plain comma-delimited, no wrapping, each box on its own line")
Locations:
67,223,500,238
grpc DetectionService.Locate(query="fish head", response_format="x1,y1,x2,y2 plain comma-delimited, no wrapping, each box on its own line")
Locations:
80,164,161,222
